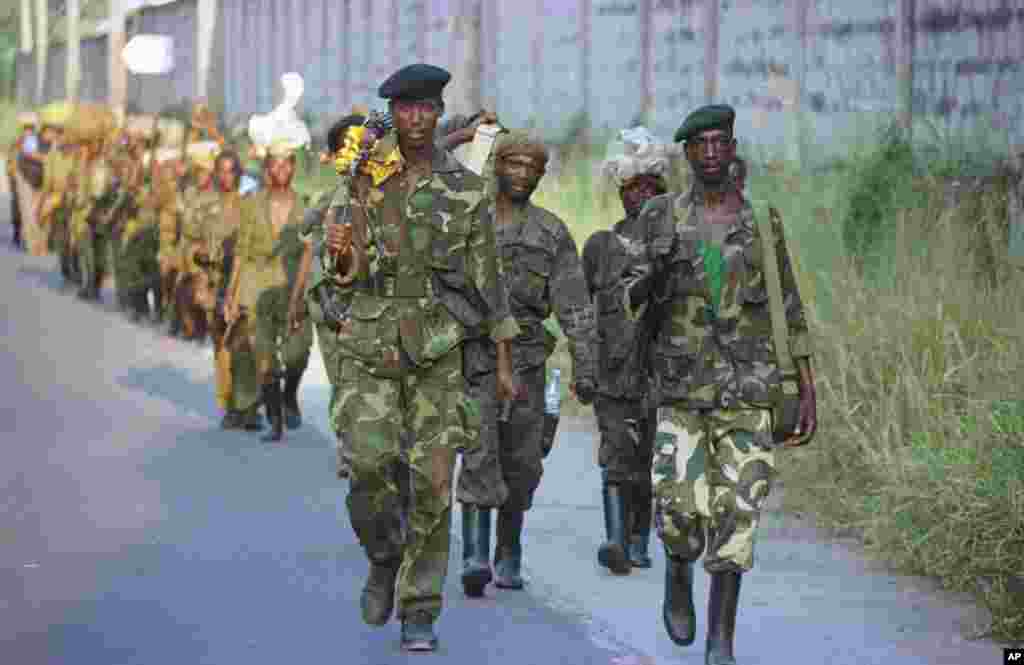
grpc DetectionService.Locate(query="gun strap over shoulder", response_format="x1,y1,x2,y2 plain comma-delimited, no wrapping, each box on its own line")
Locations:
755,206,795,376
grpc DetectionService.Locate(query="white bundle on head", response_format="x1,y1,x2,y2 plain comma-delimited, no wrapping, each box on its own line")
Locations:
248,72,312,157
601,126,674,187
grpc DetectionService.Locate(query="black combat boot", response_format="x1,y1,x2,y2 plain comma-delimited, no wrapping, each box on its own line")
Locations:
460,504,493,597
664,554,699,646
400,609,438,652
493,508,525,589
630,479,654,568
705,571,741,665
260,381,284,442
361,558,400,626
282,368,303,429
242,404,264,431
597,483,632,575
220,409,243,430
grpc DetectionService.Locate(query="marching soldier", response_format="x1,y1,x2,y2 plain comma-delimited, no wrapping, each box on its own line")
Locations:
202,148,251,429
8,111,37,250
622,105,817,665
154,117,187,333
224,80,314,443
582,128,673,573
321,64,519,651
34,103,77,285
175,140,222,341
456,130,598,595
114,122,162,323
66,103,116,302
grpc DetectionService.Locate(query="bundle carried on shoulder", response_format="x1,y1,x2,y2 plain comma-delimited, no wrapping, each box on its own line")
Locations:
65,103,117,145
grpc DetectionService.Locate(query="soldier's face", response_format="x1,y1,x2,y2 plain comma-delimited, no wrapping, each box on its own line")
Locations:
620,175,664,218
496,153,545,203
685,129,736,185
265,156,296,189
391,99,441,151
216,157,238,193
40,127,58,143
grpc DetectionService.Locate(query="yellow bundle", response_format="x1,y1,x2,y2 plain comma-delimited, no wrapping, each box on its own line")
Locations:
333,125,402,186
65,102,116,144
39,101,73,128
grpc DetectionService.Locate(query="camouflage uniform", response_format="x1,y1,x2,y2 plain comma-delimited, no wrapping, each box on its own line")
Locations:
329,145,519,624
70,152,114,300
459,203,596,510
583,215,659,568
176,181,220,339
115,180,161,320
622,179,812,573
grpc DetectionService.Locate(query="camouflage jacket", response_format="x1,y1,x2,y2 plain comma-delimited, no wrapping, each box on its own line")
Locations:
622,181,813,409
234,190,306,308
179,185,221,273
322,147,519,374
465,202,596,382
582,215,654,401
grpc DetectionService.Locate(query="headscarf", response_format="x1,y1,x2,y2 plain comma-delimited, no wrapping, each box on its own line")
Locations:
600,126,674,188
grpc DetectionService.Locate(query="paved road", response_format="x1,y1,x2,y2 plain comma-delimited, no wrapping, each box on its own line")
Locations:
0,197,1011,664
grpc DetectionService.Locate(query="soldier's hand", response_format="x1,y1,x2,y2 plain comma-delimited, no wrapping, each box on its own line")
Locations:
784,385,817,448
287,299,306,333
573,379,596,405
473,110,499,129
325,223,353,257
497,369,524,403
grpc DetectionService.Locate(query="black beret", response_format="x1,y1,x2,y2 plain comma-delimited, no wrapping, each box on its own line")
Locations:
378,64,452,101
674,104,736,143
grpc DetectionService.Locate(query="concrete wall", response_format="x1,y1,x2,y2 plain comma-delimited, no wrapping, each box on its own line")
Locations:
15,0,1024,161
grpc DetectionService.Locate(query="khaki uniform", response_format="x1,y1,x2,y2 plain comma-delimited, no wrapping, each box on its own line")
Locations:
230,190,313,389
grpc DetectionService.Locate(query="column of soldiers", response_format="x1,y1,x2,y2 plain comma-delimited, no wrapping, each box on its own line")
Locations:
8,62,817,664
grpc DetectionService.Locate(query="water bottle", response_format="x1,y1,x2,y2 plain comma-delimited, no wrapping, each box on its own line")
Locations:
545,368,561,416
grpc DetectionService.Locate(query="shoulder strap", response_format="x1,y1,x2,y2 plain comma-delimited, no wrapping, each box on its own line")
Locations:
754,205,795,375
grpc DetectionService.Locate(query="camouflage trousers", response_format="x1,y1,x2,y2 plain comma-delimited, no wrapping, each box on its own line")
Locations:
78,225,110,289
456,364,547,511
594,395,658,486
116,225,159,294
334,349,480,621
652,405,777,573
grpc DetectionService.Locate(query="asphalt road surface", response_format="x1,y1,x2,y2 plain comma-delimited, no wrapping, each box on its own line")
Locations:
0,194,1011,665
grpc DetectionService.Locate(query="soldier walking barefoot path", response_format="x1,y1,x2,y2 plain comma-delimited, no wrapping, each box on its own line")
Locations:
0,195,1008,664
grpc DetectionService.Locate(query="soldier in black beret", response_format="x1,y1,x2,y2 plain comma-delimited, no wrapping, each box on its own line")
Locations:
325,62,522,653
621,104,817,664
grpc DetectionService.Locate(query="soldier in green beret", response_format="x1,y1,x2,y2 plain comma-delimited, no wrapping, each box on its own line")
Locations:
321,63,520,652
622,104,818,665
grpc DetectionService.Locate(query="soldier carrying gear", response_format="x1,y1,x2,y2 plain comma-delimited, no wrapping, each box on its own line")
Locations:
455,129,598,599
322,62,521,653
65,102,116,302
153,117,187,334
8,111,38,250
223,72,314,443
175,139,223,341
583,126,674,575
34,102,77,282
623,104,818,665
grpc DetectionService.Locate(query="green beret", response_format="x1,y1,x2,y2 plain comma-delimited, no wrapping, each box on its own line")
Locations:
674,104,736,143
378,64,451,101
